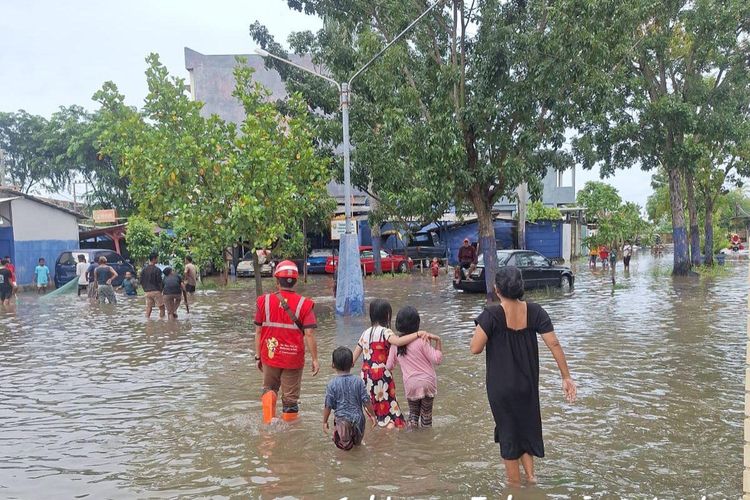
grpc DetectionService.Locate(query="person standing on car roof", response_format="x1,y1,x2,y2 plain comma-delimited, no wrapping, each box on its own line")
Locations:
255,260,320,423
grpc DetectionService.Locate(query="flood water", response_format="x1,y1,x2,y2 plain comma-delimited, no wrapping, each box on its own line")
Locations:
0,253,747,498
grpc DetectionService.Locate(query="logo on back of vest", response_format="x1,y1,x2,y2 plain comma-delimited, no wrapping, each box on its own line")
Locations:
266,338,279,358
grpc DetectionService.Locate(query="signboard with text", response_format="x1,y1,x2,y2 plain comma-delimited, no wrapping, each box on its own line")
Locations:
330,218,357,240
93,209,117,224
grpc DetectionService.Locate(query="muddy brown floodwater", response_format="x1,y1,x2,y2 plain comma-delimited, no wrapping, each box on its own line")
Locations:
0,253,747,498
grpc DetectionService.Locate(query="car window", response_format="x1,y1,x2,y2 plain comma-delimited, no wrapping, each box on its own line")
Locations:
309,249,332,257
505,254,516,266
100,251,123,264
478,251,512,266
57,252,74,266
361,251,373,259
529,254,549,267
515,253,534,267
412,234,431,244
380,250,389,258
242,251,254,260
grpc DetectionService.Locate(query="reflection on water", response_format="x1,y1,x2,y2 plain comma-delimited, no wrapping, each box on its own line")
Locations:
0,254,746,498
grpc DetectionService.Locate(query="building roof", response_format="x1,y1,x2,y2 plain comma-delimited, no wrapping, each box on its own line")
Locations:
0,187,87,219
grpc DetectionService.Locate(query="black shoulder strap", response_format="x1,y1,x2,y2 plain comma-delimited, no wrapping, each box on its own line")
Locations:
274,292,305,333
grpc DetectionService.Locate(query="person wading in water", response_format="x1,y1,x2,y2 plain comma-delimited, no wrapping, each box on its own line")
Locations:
470,266,576,486
255,260,320,423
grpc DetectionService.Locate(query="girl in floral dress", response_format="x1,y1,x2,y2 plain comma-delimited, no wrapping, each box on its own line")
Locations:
353,299,427,429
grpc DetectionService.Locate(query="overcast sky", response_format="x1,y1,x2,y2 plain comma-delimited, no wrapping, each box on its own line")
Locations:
0,0,653,206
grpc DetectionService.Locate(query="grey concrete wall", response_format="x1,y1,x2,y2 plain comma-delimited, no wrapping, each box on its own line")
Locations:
185,47,313,125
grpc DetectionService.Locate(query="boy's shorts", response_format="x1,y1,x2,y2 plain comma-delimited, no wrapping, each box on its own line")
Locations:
0,287,12,301
145,290,164,308
333,418,363,451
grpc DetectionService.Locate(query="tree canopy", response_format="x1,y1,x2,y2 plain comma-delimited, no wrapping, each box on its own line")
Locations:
252,0,615,296
573,0,750,273
95,54,333,292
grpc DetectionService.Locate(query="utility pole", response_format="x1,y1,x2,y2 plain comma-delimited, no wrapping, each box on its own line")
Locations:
256,0,441,316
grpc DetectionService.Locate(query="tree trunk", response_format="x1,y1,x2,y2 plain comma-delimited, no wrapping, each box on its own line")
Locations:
471,187,497,302
369,184,382,276
668,167,691,275
371,220,383,276
684,170,701,266
516,183,527,250
252,249,263,297
703,197,715,266
302,218,308,283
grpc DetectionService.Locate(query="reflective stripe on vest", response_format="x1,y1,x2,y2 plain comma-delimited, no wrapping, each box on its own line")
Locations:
262,293,306,331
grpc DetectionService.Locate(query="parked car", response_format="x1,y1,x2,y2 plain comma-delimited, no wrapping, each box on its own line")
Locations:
325,246,414,275
236,251,274,278
306,248,333,274
54,249,135,288
402,230,448,263
453,249,574,293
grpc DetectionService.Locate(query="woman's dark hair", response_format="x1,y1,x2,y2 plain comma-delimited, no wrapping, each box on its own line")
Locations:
163,267,173,277
369,299,392,328
332,346,354,371
395,306,420,356
495,265,524,299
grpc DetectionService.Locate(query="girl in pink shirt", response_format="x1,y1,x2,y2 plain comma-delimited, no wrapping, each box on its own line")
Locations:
386,306,442,427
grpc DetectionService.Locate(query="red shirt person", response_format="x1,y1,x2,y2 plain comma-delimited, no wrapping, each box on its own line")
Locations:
254,260,319,422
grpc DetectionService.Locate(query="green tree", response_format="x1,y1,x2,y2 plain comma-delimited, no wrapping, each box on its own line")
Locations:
0,110,71,193
576,181,622,223
124,215,157,269
252,0,614,297
525,201,562,223
574,0,750,275
95,54,332,295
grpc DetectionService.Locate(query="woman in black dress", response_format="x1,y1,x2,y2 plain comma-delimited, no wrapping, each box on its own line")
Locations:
470,266,576,486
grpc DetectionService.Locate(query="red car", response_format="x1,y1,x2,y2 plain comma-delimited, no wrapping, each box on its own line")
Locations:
325,246,414,274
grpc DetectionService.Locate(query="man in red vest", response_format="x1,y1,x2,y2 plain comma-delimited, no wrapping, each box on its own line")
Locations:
255,260,320,422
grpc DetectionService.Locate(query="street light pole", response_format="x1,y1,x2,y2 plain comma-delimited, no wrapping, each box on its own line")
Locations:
256,1,442,315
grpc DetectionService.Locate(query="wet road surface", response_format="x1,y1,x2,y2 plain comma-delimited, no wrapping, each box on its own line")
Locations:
0,253,747,498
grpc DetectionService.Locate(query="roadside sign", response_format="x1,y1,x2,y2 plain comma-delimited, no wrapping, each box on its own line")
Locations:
93,209,117,223
331,218,357,240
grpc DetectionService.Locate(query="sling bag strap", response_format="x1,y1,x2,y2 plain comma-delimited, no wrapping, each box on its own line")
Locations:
274,292,305,333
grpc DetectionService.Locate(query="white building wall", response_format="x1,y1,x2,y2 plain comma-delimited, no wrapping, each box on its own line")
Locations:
10,198,79,242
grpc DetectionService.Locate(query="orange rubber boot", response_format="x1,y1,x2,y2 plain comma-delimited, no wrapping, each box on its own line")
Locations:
262,391,277,424
281,411,299,422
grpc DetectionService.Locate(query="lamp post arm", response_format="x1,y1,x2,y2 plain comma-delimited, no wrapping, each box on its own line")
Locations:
348,0,443,87
255,49,341,91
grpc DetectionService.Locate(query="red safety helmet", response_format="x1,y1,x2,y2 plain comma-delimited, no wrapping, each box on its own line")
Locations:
274,260,299,279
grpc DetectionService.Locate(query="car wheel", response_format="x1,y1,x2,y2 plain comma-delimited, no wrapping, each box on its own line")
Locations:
398,262,408,273
560,275,572,292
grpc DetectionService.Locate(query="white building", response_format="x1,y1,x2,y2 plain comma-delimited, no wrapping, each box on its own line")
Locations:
0,188,84,285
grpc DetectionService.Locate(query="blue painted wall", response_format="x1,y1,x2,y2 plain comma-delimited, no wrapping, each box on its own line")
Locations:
0,227,14,264
526,221,562,258
443,220,516,265
13,239,79,286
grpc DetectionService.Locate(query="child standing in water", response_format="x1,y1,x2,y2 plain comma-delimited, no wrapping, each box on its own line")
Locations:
387,306,442,428
430,257,440,283
323,347,377,450
353,299,427,429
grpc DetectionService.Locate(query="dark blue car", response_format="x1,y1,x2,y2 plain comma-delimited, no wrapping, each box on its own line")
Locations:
306,249,333,274
54,249,135,288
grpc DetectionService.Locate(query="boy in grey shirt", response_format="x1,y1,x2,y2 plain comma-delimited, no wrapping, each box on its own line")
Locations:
323,347,377,450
